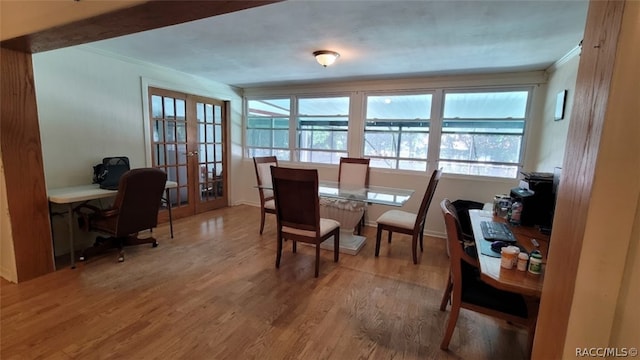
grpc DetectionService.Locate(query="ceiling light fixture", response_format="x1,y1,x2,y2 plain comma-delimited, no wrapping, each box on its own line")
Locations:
313,50,340,67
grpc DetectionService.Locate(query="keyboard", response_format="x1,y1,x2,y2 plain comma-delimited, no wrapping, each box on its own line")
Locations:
480,221,516,243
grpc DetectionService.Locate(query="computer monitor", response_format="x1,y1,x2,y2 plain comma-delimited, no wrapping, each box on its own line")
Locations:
543,167,562,234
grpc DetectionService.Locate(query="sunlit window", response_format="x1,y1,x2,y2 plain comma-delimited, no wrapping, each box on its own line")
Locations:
364,93,432,171
439,90,529,178
296,96,349,164
246,98,291,160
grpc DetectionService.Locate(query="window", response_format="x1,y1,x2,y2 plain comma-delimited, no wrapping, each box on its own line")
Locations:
297,96,349,164
364,93,432,171
439,90,529,178
244,85,533,179
246,98,291,160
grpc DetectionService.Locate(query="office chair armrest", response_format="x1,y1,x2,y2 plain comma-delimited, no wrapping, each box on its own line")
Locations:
98,209,119,218
73,204,101,232
73,204,119,231
73,203,102,214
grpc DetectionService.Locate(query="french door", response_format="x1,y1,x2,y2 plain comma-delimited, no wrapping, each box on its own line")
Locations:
149,87,228,221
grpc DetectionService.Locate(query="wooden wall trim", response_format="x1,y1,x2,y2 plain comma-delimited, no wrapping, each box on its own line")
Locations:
0,0,282,54
0,48,55,281
531,1,626,358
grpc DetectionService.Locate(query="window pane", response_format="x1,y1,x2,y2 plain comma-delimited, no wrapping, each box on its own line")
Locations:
248,148,291,161
369,158,397,169
196,103,204,122
364,92,432,170
399,131,429,158
247,98,291,160
247,129,289,148
152,96,163,119
440,90,529,178
442,120,524,134
443,91,528,119
364,132,398,157
296,96,349,164
164,98,175,119
298,97,349,116
440,134,522,163
176,99,185,120
367,94,432,119
439,161,518,178
398,160,427,171
298,150,347,164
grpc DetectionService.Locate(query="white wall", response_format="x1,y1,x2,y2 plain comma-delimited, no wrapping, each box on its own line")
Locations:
531,50,580,172
32,46,243,255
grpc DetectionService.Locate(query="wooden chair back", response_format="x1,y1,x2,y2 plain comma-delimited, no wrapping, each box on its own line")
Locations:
413,168,442,233
270,166,320,235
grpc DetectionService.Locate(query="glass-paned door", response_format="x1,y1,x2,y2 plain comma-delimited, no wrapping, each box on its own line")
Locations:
149,87,228,221
194,96,227,212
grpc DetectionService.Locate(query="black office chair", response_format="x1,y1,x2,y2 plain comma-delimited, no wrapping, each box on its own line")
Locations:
74,168,167,263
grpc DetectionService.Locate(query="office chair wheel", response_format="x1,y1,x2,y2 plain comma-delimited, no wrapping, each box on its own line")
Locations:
152,241,158,248
118,252,125,262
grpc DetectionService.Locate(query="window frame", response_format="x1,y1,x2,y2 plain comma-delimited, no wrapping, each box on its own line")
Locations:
362,91,435,172
244,84,536,180
295,94,351,165
436,87,533,178
245,96,293,160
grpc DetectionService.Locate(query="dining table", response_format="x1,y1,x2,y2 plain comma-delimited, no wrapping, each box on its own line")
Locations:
305,180,415,255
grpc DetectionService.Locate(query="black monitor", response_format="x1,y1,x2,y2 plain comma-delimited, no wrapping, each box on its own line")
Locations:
542,167,562,234
553,167,562,199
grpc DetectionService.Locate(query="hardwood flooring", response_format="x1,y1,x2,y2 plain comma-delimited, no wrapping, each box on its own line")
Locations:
1,205,530,359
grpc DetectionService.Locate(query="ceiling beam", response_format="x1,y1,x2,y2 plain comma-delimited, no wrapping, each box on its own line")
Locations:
0,0,283,54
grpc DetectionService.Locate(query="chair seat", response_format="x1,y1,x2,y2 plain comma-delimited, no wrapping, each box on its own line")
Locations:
376,209,416,230
461,262,528,318
264,199,276,210
282,218,340,238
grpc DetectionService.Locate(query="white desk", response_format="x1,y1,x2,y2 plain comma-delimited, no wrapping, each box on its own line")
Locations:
48,181,177,268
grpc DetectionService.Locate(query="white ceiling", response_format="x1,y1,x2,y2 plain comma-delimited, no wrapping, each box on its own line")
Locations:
84,0,589,88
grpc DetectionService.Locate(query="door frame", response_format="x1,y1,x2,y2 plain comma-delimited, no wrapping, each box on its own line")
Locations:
142,82,229,221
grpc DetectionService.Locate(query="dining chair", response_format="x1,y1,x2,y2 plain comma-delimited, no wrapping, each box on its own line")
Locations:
73,168,167,263
439,198,538,353
271,166,340,277
253,156,278,234
320,157,370,235
375,168,442,264
339,157,369,234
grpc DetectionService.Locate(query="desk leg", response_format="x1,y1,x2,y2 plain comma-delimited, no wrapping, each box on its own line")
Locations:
48,202,57,270
67,203,76,269
165,189,174,238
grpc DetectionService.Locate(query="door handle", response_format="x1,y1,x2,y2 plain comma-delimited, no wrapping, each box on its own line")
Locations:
186,151,199,157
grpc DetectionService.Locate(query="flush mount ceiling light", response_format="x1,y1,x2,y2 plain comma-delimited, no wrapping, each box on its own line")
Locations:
313,50,340,67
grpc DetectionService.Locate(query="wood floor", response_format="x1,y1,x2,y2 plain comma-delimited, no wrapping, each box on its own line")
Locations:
1,205,530,359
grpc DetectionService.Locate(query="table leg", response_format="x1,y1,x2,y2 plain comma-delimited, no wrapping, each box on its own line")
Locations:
48,202,57,270
67,203,76,269
165,189,174,238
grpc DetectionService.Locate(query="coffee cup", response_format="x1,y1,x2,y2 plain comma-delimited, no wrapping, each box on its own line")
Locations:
500,246,518,269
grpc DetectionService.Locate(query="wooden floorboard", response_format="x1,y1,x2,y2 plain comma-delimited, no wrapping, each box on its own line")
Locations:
1,205,529,359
